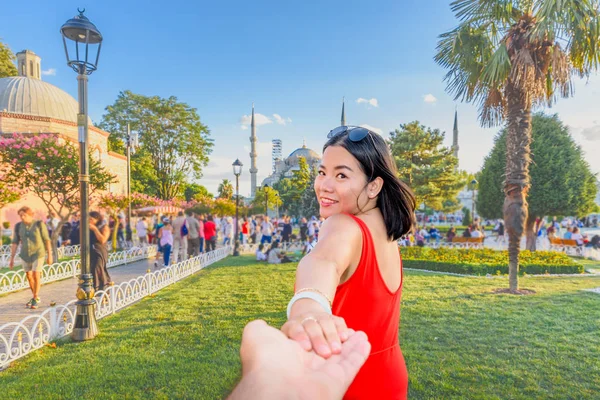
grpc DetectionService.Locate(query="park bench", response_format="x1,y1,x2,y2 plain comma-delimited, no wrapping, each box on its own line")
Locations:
549,237,583,256
442,236,485,249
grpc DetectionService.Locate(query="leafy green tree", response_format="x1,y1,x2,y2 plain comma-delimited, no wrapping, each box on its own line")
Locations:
0,134,115,256
0,172,24,237
212,198,236,217
274,156,313,216
435,0,600,292
0,40,17,78
217,179,234,200
184,183,211,202
252,186,282,215
390,121,465,211
298,167,320,218
98,90,213,200
462,207,472,227
478,114,598,250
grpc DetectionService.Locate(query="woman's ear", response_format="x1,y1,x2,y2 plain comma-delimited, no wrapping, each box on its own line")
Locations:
368,177,384,199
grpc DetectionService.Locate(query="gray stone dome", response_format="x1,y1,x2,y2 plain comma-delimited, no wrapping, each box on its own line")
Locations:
286,145,321,166
0,76,92,125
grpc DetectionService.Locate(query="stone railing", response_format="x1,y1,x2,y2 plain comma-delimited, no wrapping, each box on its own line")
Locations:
0,246,157,296
0,245,232,370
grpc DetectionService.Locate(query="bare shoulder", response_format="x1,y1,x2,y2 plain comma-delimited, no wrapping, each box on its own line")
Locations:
319,214,362,242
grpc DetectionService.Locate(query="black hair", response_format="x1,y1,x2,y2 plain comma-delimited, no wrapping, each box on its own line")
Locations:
89,211,104,223
323,131,416,241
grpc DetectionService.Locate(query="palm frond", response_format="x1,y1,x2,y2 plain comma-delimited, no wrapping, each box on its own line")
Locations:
435,24,496,103
451,0,519,25
481,42,512,86
480,87,507,127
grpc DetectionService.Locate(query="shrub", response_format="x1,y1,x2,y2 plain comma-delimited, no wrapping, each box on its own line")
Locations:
401,247,584,275
2,221,9,229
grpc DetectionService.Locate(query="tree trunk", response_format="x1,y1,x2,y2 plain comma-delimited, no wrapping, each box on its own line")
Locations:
525,214,537,251
503,80,533,292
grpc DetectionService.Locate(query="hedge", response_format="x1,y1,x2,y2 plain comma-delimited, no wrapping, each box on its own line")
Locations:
400,247,584,275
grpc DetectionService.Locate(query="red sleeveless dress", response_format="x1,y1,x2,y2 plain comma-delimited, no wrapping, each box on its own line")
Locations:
333,214,408,399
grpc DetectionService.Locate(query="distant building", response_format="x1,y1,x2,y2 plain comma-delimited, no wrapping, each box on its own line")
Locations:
0,50,127,226
262,140,321,187
272,139,282,173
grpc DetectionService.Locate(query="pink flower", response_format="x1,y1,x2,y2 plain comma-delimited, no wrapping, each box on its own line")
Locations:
12,158,17,163
37,152,42,157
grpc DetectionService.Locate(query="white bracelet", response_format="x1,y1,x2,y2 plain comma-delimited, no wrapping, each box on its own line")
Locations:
287,292,332,319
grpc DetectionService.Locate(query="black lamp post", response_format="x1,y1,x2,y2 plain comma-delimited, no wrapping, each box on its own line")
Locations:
125,124,139,243
263,184,269,217
470,179,478,223
61,8,102,341
232,159,243,256
275,193,280,220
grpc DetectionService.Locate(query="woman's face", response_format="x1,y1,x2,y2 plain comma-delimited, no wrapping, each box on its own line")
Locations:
314,145,371,219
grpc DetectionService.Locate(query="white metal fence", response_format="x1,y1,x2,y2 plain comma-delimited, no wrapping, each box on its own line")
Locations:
0,245,232,370
1,245,82,268
0,246,157,296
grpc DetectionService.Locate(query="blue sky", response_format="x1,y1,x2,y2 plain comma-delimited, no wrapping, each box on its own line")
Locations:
2,0,599,196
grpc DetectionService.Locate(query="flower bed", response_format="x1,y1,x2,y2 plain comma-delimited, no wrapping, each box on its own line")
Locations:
400,247,584,275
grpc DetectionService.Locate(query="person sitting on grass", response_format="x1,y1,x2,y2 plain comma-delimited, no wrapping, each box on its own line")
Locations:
267,241,292,264
256,243,267,261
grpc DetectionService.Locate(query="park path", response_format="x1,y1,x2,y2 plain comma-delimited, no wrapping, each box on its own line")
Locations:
0,258,155,325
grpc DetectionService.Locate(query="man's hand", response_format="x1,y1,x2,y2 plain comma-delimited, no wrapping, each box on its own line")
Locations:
9,258,14,270
230,319,371,400
46,255,53,265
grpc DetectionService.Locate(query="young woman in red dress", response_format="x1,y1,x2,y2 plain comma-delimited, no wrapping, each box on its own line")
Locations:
282,126,416,399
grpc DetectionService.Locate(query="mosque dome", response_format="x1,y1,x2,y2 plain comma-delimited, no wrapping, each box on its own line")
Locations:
286,144,321,166
0,76,92,125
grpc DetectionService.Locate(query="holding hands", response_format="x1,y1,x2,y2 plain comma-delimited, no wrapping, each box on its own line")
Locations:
229,319,370,400
282,311,350,359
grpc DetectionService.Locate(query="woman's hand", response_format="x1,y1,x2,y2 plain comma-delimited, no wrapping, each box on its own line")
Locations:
281,312,350,359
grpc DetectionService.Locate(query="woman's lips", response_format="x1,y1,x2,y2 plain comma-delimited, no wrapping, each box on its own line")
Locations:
320,197,338,207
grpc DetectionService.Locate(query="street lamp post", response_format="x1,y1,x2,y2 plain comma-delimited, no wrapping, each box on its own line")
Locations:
275,193,279,220
232,159,243,256
471,179,478,224
125,124,139,244
263,184,269,217
61,9,103,341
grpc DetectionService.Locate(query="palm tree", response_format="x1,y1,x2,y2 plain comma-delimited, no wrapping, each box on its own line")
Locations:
218,179,234,200
435,0,600,292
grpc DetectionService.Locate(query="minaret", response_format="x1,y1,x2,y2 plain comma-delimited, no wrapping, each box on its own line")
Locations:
452,108,459,160
249,104,258,198
341,97,346,126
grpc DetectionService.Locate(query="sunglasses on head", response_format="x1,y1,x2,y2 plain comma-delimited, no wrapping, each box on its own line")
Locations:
327,125,374,142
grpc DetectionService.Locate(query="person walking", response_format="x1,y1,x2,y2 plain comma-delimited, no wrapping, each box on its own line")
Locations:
9,206,53,309
241,217,250,245
204,215,217,252
260,216,274,244
136,217,149,246
156,219,174,267
223,216,234,245
197,214,205,253
186,211,202,257
172,211,188,264
282,216,293,243
89,211,112,292
282,126,415,399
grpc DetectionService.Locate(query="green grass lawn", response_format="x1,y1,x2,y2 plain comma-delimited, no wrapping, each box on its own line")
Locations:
1,255,599,399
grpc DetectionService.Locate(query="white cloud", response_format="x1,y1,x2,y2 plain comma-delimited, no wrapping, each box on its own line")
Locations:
581,123,600,141
241,125,248,130
42,68,56,76
356,97,379,107
359,124,383,135
240,113,272,129
423,94,437,104
273,113,292,125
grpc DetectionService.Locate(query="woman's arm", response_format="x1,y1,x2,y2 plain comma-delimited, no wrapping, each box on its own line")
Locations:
282,214,362,358
91,224,111,244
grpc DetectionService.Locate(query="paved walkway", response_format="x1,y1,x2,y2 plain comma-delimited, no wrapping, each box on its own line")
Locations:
0,258,155,325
